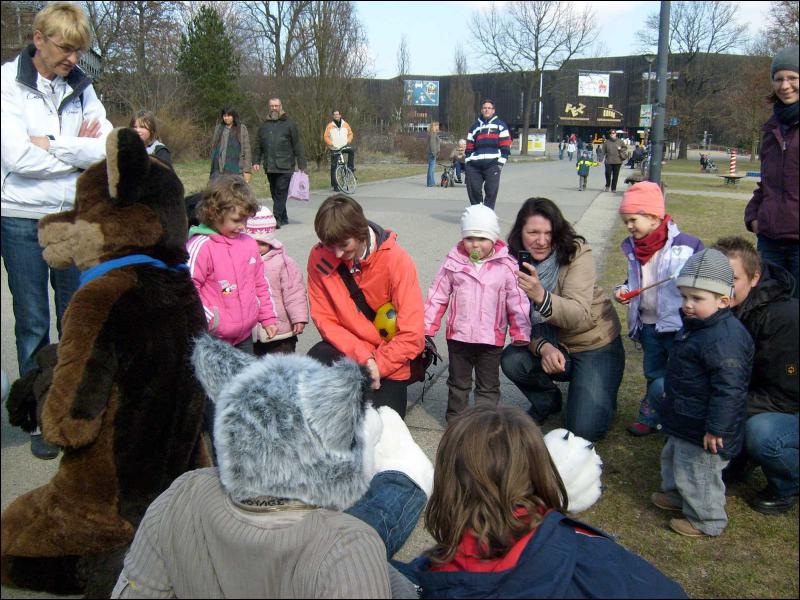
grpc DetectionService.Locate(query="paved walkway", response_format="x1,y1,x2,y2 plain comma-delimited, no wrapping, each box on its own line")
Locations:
1,158,621,595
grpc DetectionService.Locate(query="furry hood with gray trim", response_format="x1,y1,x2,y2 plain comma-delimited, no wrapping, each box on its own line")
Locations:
192,334,379,510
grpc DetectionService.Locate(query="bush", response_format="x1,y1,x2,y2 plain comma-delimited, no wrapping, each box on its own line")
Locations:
394,134,428,162
158,113,205,162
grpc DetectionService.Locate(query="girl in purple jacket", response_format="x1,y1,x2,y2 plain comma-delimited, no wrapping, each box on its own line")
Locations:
245,207,309,355
186,176,277,353
424,204,530,422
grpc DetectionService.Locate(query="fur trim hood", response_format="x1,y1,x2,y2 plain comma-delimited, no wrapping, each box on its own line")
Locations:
192,334,378,509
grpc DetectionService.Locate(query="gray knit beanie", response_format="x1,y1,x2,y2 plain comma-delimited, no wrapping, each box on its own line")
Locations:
676,248,733,297
771,45,799,78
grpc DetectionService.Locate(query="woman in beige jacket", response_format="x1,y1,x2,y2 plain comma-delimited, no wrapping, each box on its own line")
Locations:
501,197,625,441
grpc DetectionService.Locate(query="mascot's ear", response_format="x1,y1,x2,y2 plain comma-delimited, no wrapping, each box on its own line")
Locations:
106,127,151,206
192,334,257,403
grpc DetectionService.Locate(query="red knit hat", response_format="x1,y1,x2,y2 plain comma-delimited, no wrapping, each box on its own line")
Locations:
245,207,277,243
619,182,665,219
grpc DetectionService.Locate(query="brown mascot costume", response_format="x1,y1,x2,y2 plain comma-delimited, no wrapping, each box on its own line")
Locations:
0,128,210,597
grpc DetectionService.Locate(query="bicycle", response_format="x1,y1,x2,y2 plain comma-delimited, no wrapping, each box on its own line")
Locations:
331,146,356,194
640,153,651,178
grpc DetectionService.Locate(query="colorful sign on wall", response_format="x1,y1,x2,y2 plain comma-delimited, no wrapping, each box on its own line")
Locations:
403,80,440,106
578,72,610,97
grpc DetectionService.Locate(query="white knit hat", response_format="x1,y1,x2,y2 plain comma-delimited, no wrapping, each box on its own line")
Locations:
245,207,277,243
460,204,500,243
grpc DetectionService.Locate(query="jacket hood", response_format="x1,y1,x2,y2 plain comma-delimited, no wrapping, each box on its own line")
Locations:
188,224,218,237
17,44,91,112
734,261,796,318
191,334,377,510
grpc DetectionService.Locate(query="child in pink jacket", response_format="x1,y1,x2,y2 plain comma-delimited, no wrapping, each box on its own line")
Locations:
245,208,309,355
424,204,531,422
186,176,277,352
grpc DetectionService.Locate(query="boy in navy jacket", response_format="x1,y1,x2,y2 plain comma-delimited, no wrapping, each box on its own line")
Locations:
652,249,754,537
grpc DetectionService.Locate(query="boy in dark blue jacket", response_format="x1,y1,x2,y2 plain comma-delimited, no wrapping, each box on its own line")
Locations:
652,249,754,537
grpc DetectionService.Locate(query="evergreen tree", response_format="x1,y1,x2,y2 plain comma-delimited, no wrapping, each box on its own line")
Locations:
177,6,241,126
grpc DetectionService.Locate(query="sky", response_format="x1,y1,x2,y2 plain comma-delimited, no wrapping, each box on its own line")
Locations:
353,1,772,78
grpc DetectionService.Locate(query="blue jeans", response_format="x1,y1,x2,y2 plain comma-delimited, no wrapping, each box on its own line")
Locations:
500,336,625,441
345,471,427,558
661,436,729,536
1,217,80,376
454,161,463,180
636,324,675,427
427,154,436,187
757,235,799,298
745,412,799,498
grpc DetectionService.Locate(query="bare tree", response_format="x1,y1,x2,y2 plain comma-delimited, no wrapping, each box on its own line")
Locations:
471,1,598,154
719,56,772,158
447,45,474,140
638,1,749,158
749,1,799,56
287,0,370,166
236,1,313,77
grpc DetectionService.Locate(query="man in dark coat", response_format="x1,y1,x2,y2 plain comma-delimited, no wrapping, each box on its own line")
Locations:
714,236,799,515
252,97,307,227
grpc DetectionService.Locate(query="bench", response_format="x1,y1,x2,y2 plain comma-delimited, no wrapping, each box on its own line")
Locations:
719,174,745,185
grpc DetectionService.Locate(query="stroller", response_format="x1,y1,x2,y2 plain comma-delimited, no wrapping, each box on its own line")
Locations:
699,154,718,173
440,162,458,187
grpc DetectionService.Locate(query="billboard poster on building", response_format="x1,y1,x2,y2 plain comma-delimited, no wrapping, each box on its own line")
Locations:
639,104,653,128
404,80,440,106
578,72,610,97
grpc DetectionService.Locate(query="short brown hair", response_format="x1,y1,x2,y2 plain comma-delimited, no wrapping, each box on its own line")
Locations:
424,405,567,565
314,194,370,246
712,236,761,280
196,175,258,228
33,2,91,51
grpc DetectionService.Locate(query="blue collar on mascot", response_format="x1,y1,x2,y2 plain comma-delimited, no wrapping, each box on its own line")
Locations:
79,254,188,288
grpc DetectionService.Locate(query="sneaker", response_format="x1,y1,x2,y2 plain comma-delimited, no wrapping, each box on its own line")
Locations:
669,518,707,537
752,487,799,515
651,492,682,511
626,422,656,436
604,186,610,192
31,433,60,460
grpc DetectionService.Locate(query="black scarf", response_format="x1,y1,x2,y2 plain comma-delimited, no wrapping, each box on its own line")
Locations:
774,99,799,126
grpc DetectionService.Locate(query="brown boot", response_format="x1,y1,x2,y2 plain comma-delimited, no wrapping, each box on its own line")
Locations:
669,518,708,537
651,492,682,511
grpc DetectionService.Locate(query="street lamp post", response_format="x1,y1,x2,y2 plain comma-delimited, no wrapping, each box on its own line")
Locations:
644,54,656,144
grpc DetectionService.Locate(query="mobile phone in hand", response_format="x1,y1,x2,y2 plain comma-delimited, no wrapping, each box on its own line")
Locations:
518,251,532,271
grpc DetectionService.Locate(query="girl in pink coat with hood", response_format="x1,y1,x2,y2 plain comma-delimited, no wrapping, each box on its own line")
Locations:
186,176,278,352
245,207,309,355
425,204,531,422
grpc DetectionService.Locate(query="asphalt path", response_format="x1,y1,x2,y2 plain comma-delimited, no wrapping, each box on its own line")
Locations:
1,156,618,596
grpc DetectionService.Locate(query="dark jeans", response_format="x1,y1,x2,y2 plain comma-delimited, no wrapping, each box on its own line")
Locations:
578,175,588,190
757,234,799,299
604,162,622,190
307,341,410,418
745,412,799,497
330,148,355,189
454,161,464,180
465,162,502,209
254,335,298,356
636,324,675,427
345,471,427,558
1,216,80,376
266,172,292,224
500,336,625,441
446,340,503,422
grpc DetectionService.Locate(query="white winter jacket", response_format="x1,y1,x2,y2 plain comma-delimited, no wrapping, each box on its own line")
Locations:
1,46,113,219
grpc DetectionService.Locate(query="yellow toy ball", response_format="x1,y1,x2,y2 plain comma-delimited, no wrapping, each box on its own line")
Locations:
373,302,397,341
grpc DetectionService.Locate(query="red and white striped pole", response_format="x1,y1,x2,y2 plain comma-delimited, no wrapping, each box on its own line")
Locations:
729,148,737,175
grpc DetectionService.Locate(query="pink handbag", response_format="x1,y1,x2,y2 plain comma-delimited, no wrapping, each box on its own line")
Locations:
288,171,310,201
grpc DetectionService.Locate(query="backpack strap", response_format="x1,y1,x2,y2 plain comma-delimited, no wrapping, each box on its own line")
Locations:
336,263,377,321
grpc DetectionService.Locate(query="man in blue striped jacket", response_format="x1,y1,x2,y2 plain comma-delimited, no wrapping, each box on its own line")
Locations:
464,99,512,209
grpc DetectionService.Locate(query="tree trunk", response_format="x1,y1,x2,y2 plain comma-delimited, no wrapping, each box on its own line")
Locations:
520,74,536,156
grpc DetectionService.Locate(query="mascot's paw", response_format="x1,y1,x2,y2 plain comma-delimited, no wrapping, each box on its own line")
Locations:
6,344,59,433
374,406,433,498
544,428,603,513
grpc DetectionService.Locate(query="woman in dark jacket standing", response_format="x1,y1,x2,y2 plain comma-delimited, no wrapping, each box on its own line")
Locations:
745,45,799,298
209,106,252,183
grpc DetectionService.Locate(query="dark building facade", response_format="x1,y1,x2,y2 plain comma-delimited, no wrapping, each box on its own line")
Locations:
371,53,763,145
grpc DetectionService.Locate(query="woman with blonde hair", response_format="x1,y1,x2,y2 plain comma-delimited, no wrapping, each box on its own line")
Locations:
396,405,686,598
